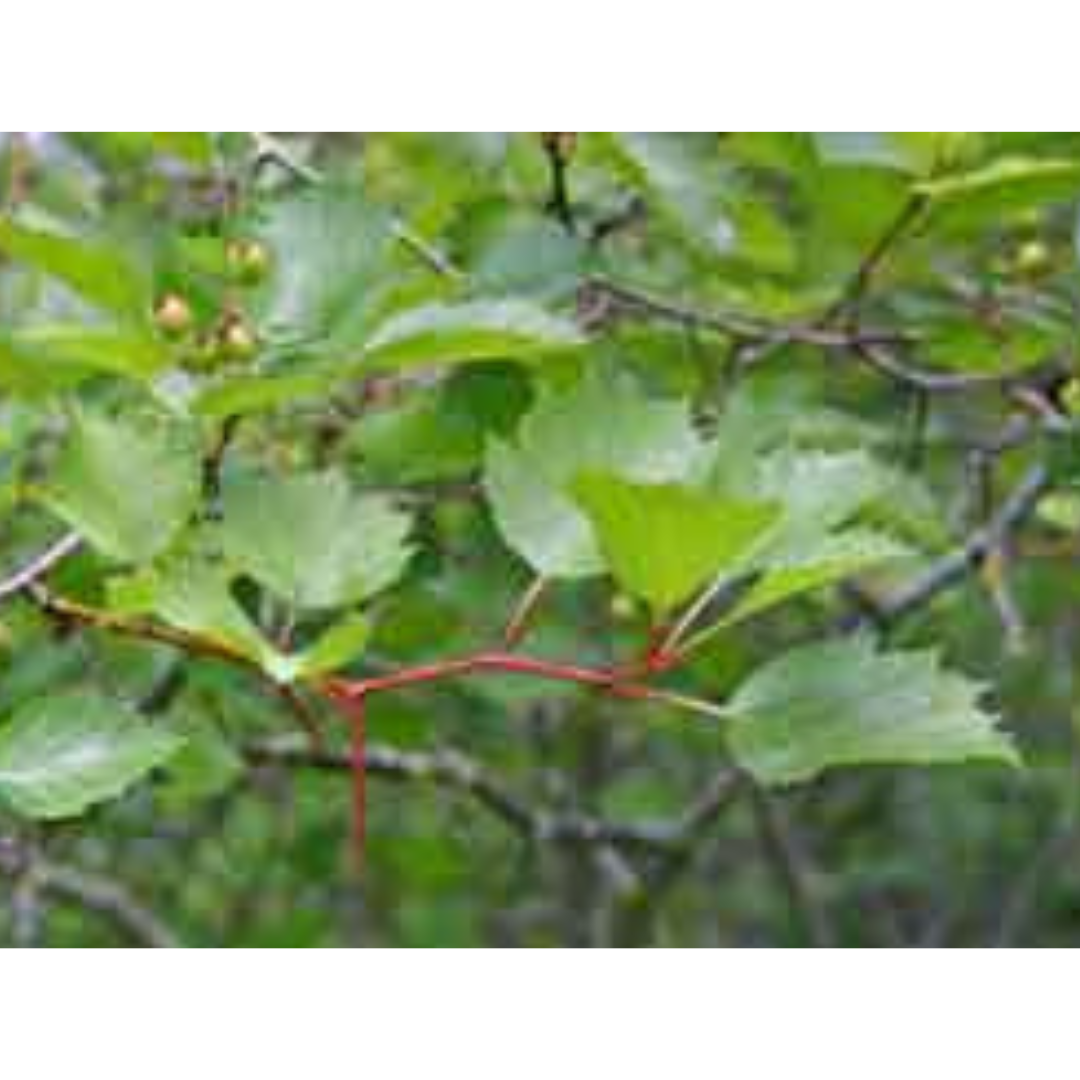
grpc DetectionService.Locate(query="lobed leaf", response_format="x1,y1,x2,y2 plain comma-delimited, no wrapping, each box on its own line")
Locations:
483,372,705,579
726,637,1020,785
219,470,414,610
43,410,201,564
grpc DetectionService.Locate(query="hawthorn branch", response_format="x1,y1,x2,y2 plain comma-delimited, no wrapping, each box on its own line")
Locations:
581,276,1030,396
851,341,1015,394
749,786,835,947
581,275,909,349
828,191,929,321
0,836,180,948
851,462,1050,631
0,532,82,605
29,584,250,668
541,133,576,233
245,736,741,856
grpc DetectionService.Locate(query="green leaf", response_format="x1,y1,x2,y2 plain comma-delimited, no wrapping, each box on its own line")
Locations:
472,216,586,301
253,185,396,343
294,613,372,678
666,446,909,636
0,217,149,321
110,558,281,672
159,719,243,809
917,158,1080,230
219,470,413,610
483,373,705,578
812,132,921,173
0,333,87,396
192,371,337,418
593,133,793,270
593,133,735,258
572,472,779,613
486,437,601,577
709,443,882,549
726,637,1019,785
1,325,170,381
0,691,181,819
359,299,584,373
148,132,215,166
43,410,201,564
349,365,530,485
715,530,907,630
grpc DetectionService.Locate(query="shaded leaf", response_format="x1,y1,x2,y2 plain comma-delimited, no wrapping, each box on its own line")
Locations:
716,530,907,629
0,324,169,381
0,217,149,321
727,637,1019,785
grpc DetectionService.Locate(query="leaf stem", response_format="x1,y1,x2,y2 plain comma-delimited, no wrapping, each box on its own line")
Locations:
348,694,367,873
502,576,549,649
321,649,727,720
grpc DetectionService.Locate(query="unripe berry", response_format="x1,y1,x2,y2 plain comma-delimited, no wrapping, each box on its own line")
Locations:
184,339,222,373
154,293,194,337
226,239,271,286
219,320,259,364
1061,378,1080,418
1013,240,1052,279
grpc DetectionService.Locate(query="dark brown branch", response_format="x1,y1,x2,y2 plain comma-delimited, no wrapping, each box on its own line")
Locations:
202,414,241,509
541,133,576,233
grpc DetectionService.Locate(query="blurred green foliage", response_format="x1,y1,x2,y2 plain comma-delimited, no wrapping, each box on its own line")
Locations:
2,133,1080,947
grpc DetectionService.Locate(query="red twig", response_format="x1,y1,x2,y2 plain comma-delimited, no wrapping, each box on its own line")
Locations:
348,695,367,873
323,650,658,702
320,650,669,870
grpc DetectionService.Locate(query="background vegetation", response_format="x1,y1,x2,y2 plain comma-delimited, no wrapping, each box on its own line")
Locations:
2,133,1080,947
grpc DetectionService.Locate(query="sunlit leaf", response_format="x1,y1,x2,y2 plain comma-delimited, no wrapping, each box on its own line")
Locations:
572,472,778,613
0,691,181,819
43,410,200,563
